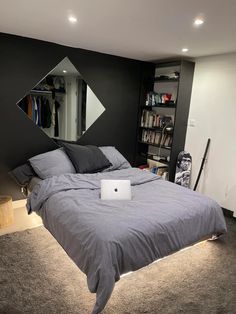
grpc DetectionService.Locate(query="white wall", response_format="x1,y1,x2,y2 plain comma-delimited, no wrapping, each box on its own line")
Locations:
185,53,236,217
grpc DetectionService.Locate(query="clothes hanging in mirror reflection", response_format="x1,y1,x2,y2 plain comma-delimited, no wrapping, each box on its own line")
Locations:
18,95,61,137
54,100,60,137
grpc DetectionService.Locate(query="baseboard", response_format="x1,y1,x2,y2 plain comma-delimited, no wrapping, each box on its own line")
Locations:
12,199,27,209
222,207,236,219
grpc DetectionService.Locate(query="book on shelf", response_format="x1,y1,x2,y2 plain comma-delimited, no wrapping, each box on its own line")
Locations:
145,92,175,106
141,130,159,144
140,110,173,129
138,163,168,179
141,129,172,147
160,133,172,147
155,133,161,144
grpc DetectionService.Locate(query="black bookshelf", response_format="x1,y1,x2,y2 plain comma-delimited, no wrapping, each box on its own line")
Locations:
136,60,195,182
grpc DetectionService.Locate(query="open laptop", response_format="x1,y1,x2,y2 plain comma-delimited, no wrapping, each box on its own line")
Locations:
100,179,132,200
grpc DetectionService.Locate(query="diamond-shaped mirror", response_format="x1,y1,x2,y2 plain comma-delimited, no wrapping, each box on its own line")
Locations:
17,57,105,141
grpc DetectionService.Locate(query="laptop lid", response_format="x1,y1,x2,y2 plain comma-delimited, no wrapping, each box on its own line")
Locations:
100,179,131,200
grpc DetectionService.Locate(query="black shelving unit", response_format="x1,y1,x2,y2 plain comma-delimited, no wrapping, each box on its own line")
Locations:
136,59,195,182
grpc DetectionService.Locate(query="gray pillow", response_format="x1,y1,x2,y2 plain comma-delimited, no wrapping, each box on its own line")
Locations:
99,146,131,172
29,148,76,179
8,162,36,187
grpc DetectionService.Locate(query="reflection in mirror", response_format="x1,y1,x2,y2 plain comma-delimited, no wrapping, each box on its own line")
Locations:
17,57,105,141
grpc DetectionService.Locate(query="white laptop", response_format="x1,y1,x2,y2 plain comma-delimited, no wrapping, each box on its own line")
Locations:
100,179,132,200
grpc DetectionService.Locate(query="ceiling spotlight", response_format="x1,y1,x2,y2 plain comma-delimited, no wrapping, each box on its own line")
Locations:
194,18,204,26
182,48,189,52
63,70,67,73
68,16,77,24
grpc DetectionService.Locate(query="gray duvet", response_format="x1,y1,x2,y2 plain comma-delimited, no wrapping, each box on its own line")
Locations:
27,168,227,314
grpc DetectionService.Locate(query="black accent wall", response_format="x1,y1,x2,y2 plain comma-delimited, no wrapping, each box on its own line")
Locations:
0,33,154,199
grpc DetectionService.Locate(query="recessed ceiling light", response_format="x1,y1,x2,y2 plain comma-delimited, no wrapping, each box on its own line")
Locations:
182,48,189,52
63,70,67,73
194,18,204,26
68,16,77,24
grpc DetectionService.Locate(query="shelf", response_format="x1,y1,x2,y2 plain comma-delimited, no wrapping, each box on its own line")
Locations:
138,140,171,150
140,126,173,134
139,126,164,132
141,103,176,109
139,153,170,166
154,77,179,83
149,158,169,166
137,60,195,181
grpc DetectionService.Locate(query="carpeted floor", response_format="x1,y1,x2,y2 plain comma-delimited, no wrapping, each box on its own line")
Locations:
0,217,235,314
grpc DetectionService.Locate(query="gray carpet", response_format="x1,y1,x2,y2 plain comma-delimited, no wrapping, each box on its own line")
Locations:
0,217,235,314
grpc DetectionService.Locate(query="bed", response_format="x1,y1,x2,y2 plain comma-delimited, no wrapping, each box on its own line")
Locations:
26,165,227,314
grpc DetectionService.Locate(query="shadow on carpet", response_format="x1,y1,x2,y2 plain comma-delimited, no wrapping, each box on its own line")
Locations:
0,217,235,314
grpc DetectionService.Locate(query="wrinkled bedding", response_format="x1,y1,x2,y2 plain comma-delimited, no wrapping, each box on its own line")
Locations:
27,168,227,313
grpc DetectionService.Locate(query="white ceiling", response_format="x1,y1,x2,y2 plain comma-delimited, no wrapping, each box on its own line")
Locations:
0,0,236,61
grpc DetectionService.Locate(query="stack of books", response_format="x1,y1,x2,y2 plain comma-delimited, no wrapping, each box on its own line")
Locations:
141,130,172,147
141,110,173,129
145,92,175,106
